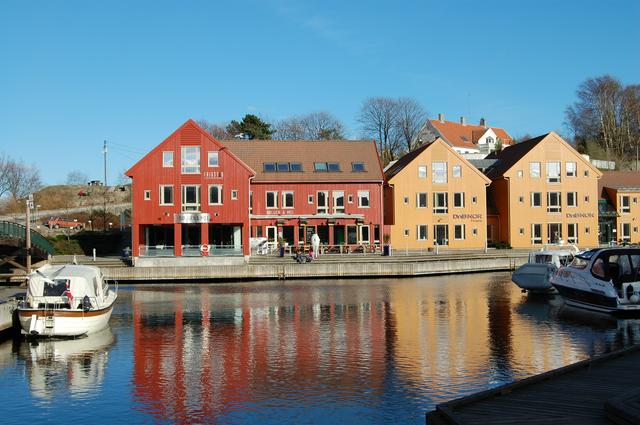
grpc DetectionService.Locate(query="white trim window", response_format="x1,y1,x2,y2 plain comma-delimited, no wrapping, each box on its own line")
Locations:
452,165,462,178
621,223,631,242
621,195,631,213
417,224,428,241
432,162,447,184
182,185,201,211
358,190,370,208
546,161,561,183
282,191,294,209
547,223,562,244
567,223,578,244
144,190,151,200
181,146,200,174
308,195,314,204
208,151,219,167
317,191,328,214
418,165,427,179
566,162,576,177
453,192,465,208
208,185,223,205
162,151,174,167
333,191,345,214
159,185,173,205
567,192,577,207
530,162,541,178
454,224,465,240
416,192,427,208
531,192,542,207
433,192,448,214
266,191,278,209
231,190,238,200
531,224,542,244
359,225,370,244
547,192,561,213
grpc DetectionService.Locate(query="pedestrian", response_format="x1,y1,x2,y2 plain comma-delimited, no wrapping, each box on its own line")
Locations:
311,233,320,259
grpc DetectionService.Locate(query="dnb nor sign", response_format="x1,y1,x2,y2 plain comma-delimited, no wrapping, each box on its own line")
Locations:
453,213,483,222
174,213,211,224
566,212,595,219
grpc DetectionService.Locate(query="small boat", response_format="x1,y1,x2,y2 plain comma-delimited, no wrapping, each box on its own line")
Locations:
17,264,118,337
511,244,580,293
550,247,640,316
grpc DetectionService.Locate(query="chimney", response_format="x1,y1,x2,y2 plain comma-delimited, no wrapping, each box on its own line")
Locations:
480,118,486,127
460,116,466,126
438,113,444,123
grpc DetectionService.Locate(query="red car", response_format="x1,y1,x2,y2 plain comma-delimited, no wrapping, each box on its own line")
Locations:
44,217,84,230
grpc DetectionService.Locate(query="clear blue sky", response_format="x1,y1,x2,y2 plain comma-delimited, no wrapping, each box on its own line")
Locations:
1,0,638,184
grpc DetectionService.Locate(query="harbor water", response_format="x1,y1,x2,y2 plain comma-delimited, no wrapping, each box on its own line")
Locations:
0,272,638,424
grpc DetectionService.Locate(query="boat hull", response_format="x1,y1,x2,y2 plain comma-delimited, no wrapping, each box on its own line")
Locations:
552,282,640,317
511,263,556,292
18,303,115,337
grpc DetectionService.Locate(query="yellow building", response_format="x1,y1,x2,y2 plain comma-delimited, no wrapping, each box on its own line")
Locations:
599,171,640,244
485,132,602,248
384,138,491,249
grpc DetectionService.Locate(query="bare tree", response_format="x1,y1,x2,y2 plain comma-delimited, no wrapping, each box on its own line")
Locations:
273,116,306,140
274,112,346,140
197,119,232,139
66,170,88,185
358,97,401,164
0,153,9,199
4,160,42,200
395,97,427,152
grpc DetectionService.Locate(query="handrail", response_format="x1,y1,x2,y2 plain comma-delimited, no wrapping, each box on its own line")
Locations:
0,220,55,254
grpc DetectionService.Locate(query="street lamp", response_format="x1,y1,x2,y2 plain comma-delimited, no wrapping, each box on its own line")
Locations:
88,220,93,231
108,222,113,231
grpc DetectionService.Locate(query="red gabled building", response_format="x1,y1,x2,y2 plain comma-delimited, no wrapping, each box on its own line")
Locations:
126,119,254,262
126,120,385,263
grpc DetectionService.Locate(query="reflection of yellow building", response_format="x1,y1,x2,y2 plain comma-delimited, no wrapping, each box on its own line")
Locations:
485,132,602,248
599,172,640,244
385,138,490,249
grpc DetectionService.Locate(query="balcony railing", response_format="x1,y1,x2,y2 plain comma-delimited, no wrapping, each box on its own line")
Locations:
139,245,175,257
139,244,243,257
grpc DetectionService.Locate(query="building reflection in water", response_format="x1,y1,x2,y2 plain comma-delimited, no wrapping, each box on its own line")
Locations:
16,328,115,401
129,275,640,423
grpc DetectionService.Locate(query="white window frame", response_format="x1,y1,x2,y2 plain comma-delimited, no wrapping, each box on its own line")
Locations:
454,224,465,240
567,192,578,208
416,192,427,208
418,165,427,179
417,224,428,241
266,191,278,209
531,224,542,245
621,223,631,242
547,223,562,244
162,151,174,168
144,190,151,201
531,192,542,207
181,146,200,174
621,195,631,213
317,191,329,214
433,192,448,214
231,190,238,200
358,190,370,208
567,223,578,244
308,195,314,204
208,151,219,168
530,162,541,178
159,185,173,205
453,192,465,208
282,191,294,209
432,162,448,184
333,191,345,214
182,185,201,211
452,165,462,178
208,185,223,205
359,225,370,244
566,162,576,177
546,161,561,183
547,192,562,213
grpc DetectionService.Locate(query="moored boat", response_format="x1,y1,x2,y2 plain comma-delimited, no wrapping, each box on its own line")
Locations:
17,264,117,337
511,244,579,293
550,247,640,316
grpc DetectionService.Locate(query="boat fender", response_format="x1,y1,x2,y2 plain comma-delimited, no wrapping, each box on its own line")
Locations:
82,295,92,312
29,315,39,335
625,285,640,303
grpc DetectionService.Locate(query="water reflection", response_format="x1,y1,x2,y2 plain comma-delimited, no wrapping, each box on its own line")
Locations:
17,328,115,401
0,273,639,424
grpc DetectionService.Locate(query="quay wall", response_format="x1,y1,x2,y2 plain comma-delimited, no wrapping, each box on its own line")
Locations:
103,254,528,281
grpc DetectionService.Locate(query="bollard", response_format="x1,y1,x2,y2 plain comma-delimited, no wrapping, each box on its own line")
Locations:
93,248,96,262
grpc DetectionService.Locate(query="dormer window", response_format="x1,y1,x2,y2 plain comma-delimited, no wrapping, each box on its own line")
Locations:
352,162,365,172
486,136,494,144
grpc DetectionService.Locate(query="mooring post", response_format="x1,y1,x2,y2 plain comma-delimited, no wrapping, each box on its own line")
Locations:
93,248,96,262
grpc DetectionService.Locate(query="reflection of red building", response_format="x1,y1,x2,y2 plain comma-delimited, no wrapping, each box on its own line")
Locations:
131,288,391,423
126,120,384,263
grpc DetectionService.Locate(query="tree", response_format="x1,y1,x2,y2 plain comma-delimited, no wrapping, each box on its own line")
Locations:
274,111,346,140
66,170,88,185
196,119,233,140
4,160,42,201
394,97,427,152
226,114,274,140
0,153,9,199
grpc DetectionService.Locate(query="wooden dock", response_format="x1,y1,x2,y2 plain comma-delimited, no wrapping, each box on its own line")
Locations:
427,344,640,424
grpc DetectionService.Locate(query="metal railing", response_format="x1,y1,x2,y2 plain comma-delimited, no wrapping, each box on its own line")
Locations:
139,245,175,257
254,243,382,256
0,220,55,254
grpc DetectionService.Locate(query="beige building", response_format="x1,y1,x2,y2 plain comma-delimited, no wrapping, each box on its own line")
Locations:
599,172,640,244
484,132,602,248
384,138,491,249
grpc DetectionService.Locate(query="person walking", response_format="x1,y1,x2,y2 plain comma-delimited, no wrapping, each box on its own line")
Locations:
311,232,320,259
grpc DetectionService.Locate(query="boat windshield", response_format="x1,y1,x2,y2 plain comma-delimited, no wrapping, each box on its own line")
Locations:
43,279,70,297
559,255,574,266
534,255,553,264
570,256,590,269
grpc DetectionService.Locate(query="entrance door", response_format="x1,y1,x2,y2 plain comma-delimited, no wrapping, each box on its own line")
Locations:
434,224,449,246
266,226,277,242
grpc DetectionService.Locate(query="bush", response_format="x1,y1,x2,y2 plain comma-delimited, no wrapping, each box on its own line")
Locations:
488,241,512,249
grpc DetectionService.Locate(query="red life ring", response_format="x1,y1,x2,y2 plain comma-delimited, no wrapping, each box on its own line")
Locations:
200,244,210,254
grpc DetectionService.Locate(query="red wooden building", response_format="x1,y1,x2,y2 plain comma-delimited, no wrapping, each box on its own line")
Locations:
126,120,385,263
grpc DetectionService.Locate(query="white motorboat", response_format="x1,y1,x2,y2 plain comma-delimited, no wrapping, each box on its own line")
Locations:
511,244,580,293
550,248,640,316
17,264,117,337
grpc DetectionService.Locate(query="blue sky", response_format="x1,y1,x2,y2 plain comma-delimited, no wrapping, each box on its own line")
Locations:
1,0,638,184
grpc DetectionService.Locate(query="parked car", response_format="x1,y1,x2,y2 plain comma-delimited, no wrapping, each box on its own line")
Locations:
43,217,85,230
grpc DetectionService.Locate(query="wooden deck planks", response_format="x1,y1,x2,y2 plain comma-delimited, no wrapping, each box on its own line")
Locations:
427,344,640,424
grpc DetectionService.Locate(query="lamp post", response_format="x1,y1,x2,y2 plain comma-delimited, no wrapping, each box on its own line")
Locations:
88,220,93,231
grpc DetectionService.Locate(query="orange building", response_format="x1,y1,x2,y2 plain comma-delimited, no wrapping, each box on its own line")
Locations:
599,172,640,244
484,132,602,248
384,138,491,249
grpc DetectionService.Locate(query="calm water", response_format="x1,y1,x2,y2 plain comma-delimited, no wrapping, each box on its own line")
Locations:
1,272,639,424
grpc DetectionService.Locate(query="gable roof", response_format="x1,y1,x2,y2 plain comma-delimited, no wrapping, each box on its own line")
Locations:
429,119,514,150
221,139,384,182
599,171,640,192
385,137,491,184
125,119,254,177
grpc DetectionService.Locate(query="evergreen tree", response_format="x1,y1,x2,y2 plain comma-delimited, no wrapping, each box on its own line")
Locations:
227,114,274,140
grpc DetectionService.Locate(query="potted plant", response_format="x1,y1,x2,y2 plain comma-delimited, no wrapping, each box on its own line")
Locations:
382,234,391,256
278,236,285,257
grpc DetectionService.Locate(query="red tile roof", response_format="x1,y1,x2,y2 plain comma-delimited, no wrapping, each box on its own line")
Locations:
599,171,640,192
430,120,513,150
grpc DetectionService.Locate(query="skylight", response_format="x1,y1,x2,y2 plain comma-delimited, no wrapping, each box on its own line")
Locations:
352,162,365,172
